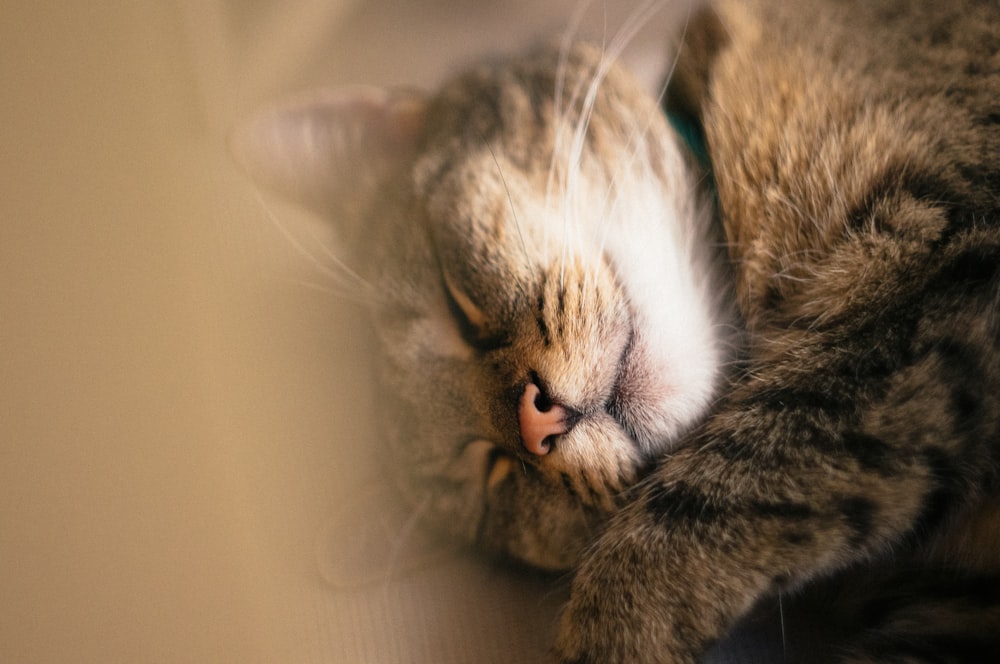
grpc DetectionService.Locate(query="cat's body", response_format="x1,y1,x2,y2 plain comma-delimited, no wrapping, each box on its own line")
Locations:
236,0,1000,661
556,0,1000,661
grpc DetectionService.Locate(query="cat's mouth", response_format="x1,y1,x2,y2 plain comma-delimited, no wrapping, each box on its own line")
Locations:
505,377,652,508
604,327,643,441
482,432,639,513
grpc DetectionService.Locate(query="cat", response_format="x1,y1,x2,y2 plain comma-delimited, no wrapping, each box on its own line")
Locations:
233,36,734,573
233,0,1000,661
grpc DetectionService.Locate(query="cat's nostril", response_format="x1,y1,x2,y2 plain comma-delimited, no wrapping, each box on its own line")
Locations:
519,382,571,456
533,385,553,412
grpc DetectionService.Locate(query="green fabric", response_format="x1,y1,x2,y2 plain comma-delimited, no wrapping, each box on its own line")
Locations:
667,112,716,201
667,112,711,170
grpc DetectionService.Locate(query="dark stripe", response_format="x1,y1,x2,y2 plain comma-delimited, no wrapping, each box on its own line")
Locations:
479,80,504,128
951,380,983,424
837,495,877,546
415,150,456,195
906,445,962,541
646,481,725,526
977,111,1000,126
522,74,551,131
933,337,985,375
762,283,784,309
554,283,567,340
845,167,955,234
741,386,850,413
536,313,551,346
928,337,988,436
536,275,551,345
935,244,1000,286
843,161,994,249
780,529,814,546
956,161,1000,213
748,499,815,521
841,431,897,476
560,472,579,501
580,475,603,505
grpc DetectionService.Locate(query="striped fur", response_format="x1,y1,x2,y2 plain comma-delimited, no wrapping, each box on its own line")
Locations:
555,0,1000,661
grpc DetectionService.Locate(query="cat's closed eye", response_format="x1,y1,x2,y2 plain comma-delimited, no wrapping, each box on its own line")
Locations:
441,269,509,352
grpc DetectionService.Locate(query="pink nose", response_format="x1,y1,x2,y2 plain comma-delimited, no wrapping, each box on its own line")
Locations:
518,382,569,456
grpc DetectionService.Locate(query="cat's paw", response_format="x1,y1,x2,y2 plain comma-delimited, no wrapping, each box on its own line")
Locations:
551,505,706,664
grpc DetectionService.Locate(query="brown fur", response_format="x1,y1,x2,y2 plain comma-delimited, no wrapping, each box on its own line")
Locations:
555,0,1000,661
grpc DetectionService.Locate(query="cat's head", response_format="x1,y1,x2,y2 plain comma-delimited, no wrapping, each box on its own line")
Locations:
234,43,730,571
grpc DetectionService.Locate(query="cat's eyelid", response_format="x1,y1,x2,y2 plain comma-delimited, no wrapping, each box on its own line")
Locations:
442,270,486,331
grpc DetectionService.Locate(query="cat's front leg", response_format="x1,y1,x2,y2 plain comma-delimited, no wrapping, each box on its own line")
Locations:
552,443,784,664
552,383,961,662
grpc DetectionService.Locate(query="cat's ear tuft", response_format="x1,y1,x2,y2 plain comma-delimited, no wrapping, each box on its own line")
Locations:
665,6,729,123
231,86,427,220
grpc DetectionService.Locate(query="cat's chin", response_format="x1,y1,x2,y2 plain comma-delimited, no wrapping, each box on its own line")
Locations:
600,322,721,459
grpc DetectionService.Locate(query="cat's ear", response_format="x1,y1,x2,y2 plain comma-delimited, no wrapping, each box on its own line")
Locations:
665,6,729,123
231,86,427,225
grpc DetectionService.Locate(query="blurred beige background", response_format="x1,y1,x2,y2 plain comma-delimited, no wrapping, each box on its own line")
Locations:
1,2,686,662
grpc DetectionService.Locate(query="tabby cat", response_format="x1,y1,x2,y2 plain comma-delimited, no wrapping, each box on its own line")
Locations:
235,34,732,571
235,0,1000,661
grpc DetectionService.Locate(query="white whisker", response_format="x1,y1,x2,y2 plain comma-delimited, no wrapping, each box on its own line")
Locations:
563,46,612,287
551,2,603,286
546,0,600,269
585,0,679,287
481,133,530,264
280,277,377,304
380,495,433,599
250,188,381,303
568,1,671,289
607,0,668,65
779,591,788,661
